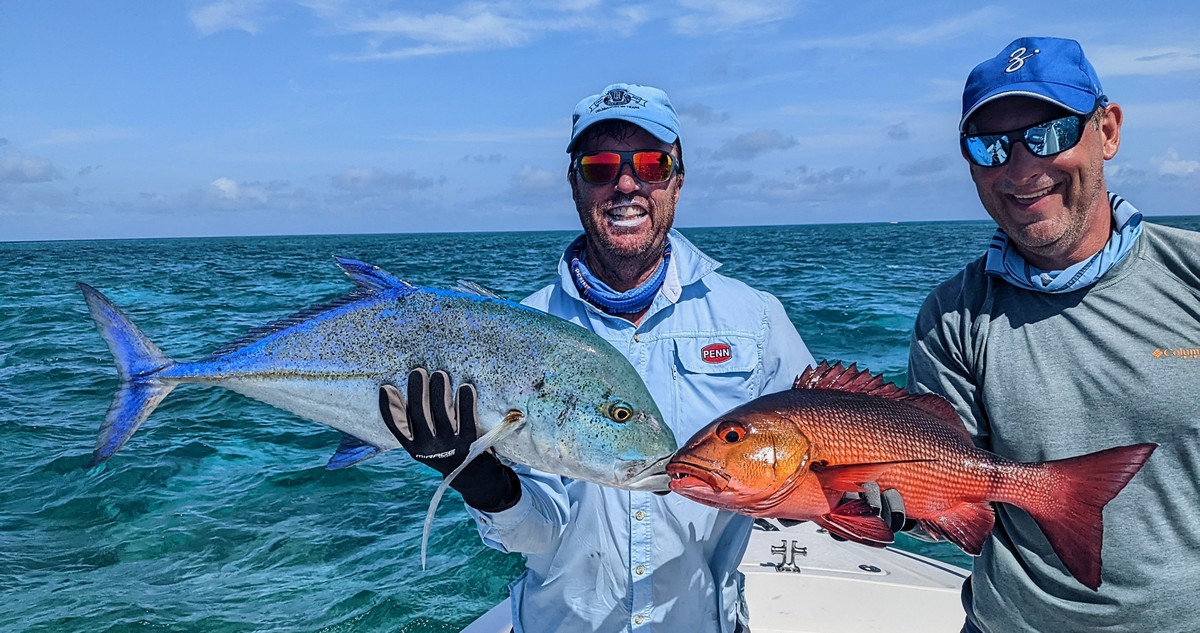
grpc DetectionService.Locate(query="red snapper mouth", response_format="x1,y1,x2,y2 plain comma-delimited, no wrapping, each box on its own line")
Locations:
666,460,729,492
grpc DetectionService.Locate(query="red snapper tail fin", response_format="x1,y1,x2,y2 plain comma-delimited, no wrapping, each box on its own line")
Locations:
1023,443,1156,591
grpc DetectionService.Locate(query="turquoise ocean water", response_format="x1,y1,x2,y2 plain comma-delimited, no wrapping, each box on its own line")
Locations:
4,217,1198,632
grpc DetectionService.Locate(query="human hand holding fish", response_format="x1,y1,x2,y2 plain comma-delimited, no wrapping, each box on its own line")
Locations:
379,368,520,513
827,483,913,541
666,361,1157,591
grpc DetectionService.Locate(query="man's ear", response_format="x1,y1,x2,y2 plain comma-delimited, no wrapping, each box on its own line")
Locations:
1100,103,1123,160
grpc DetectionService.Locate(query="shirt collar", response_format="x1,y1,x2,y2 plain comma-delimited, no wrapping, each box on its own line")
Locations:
556,228,721,306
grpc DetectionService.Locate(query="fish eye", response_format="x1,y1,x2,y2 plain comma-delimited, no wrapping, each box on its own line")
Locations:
603,401,635,424
716,420,745,443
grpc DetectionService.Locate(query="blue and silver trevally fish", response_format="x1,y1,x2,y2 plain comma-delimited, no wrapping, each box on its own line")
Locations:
79,257,677,564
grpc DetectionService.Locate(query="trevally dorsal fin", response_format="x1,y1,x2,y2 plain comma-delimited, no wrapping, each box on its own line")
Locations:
333,256,417,294
793,361,965,430
452,280,507,301
207,258,415,358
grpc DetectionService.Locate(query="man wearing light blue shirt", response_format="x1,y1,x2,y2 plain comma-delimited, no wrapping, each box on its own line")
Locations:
382,83,815,632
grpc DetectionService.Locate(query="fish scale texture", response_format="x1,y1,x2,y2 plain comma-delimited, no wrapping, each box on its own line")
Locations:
759,389,1038,512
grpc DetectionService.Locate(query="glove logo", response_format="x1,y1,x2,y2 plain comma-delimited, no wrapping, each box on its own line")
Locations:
415,449,456,460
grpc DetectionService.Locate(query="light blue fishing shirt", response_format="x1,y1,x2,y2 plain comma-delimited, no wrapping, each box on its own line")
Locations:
467,229,815,633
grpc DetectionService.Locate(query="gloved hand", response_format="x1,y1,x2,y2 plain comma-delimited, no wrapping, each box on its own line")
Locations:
380,368,521,513
859,482,914,533
828,483,913,542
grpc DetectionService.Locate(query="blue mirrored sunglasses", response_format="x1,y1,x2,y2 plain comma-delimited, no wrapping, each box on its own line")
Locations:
961,103,1104,168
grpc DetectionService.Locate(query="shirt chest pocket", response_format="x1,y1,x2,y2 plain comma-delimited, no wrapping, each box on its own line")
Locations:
671,336,760,429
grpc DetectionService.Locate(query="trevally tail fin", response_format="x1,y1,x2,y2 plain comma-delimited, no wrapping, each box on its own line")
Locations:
78,283,177,466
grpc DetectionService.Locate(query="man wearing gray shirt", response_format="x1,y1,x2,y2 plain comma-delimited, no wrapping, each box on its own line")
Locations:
907,37,1200,632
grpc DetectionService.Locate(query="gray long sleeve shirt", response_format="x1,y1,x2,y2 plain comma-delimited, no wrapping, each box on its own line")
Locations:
908,221,1200,632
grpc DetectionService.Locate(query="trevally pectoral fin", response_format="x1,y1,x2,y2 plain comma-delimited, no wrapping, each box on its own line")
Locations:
420,410,526,570
326,433,382,470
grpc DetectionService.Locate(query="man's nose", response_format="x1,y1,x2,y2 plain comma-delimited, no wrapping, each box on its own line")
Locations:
615,163,640,193
1005,141,1043,175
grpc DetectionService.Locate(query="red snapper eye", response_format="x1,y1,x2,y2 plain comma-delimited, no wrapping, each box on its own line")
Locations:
715,420,746,443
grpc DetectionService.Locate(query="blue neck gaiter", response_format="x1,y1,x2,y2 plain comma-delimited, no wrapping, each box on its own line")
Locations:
985,193,1143,293
568,236,671,314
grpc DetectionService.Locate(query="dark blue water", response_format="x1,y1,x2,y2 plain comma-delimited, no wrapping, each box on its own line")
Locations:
4,218,1197,632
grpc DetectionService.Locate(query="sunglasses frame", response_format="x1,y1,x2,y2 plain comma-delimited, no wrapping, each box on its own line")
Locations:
961,99,1106,168
572,150,685,185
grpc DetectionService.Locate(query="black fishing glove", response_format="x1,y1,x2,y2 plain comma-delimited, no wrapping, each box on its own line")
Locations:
828,483,914,542
380,368,521,513
861,483,914,533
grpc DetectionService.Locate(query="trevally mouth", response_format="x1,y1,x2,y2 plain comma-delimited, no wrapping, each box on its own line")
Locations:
620,454,674,492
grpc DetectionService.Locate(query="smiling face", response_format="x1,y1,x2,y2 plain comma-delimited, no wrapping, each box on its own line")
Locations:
569,123,683,290
964,96,1122,270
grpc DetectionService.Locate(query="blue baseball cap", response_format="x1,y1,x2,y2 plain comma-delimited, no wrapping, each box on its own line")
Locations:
567,83,681,153
960,37,1105,133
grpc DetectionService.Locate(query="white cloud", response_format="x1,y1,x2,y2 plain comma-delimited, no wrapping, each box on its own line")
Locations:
779,7,1002,52
670,0,792,36
349,10,531,47
511,164,559,192
1089,46,1200,77
210,177,267,202
330,5,597,60
314,1,790,61
330,168,442,192
895,155,953,177
190,0,268,36
0,151,60,184
717,129,797,159
1156,149,1200,177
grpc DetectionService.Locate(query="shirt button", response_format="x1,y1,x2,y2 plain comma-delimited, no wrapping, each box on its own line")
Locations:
635,511,646,521
633,334,640,342
635,565,646,575
634,615,645,625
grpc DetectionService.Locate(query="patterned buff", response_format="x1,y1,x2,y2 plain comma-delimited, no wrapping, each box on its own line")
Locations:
985,192,1143,293
568,236,672,314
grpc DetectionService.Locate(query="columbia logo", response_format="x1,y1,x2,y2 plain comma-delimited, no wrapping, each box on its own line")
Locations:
1152,347,1200,360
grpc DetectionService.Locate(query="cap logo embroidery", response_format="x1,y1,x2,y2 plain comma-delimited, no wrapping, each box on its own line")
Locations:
590,88,647,113
1005,47,1039,73
701,343,732,364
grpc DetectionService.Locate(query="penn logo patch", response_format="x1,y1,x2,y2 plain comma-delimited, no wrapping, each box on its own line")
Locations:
701,343,732,364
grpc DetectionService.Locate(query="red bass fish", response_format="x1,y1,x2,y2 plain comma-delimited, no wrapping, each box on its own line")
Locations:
666,362,1156,591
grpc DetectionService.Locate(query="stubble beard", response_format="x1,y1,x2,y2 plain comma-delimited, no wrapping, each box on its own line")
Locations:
576,197,672,287
981,161,1109,267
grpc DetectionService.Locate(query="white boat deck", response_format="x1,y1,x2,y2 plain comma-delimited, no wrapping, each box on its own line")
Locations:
462,519,969,632
740,520,967,632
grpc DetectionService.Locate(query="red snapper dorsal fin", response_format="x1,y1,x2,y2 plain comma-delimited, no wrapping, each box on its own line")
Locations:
793,361,965,429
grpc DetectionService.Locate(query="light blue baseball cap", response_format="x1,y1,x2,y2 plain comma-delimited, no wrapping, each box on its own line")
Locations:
567,83,681,153
960,37,1105,133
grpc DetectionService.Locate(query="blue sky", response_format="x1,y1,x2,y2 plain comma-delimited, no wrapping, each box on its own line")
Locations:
1,1,1197,241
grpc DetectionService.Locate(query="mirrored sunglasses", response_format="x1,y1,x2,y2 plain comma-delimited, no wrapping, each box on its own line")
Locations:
962,112,1090,168
575,150,683,185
